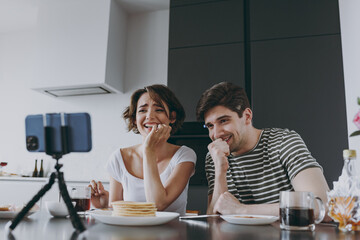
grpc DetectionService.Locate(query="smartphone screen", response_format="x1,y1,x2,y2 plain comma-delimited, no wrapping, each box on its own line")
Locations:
25,113,92,153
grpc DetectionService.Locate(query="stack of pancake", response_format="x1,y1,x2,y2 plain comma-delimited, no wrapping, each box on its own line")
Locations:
111,201,157,217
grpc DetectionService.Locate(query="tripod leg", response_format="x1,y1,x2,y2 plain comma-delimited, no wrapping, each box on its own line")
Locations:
8,172,57,230
58,172,86,233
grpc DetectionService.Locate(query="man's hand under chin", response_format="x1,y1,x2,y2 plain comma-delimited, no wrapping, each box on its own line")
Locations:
213,191,244,215
208,139,230,173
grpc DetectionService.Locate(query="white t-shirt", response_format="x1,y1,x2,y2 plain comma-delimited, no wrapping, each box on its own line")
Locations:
106,145,197,215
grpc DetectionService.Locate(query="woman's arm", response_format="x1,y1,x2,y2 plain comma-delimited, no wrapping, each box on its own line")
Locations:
108,176,124,207
143,152,194,210
142,124,195,210
89,180,109,208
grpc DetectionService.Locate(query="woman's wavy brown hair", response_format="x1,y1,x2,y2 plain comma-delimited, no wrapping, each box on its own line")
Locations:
123,84,185,135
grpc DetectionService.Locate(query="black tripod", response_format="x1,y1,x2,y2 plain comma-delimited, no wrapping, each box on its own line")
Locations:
7,122,86,234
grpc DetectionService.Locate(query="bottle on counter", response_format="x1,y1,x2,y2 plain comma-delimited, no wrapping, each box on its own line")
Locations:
32,159,38,177
38,159,44,177
342,150,358,187
328,149,360,232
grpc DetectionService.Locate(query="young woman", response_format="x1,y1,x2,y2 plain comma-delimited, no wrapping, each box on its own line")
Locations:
90,84,196,215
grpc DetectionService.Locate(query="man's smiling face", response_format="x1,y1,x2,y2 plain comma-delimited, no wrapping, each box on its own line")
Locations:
204,105,249,155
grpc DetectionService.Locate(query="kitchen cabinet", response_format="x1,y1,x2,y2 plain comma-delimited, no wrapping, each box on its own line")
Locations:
0,178,54,206
169,0,244,48
0,177,109,209
171,0,220,7
249,0,340,40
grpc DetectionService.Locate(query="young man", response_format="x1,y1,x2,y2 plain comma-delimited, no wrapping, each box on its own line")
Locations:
196,82,330,218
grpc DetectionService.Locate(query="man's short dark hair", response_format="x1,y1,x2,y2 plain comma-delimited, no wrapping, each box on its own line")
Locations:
196,82,250,121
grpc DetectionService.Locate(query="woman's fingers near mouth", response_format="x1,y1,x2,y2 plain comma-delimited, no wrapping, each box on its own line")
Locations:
156,124,168,130
146,124,169,133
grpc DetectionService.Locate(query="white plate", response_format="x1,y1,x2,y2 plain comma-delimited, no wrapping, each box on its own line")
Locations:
89,210,179,226
221,214,278,225
0,210,37,219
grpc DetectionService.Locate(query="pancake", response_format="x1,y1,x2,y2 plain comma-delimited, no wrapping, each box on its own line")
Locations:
111,201,157,217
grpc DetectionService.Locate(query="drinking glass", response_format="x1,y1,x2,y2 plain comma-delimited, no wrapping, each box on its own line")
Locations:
69,186,91,214
279,191,325,231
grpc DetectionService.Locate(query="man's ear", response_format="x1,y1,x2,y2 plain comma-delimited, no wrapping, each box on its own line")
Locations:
170,111,176,124
243,108,253,124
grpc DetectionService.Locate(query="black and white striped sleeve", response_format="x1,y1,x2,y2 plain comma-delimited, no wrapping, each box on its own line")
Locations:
280,130,322,180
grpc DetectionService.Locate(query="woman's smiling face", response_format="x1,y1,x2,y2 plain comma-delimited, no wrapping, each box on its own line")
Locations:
135,92,174,136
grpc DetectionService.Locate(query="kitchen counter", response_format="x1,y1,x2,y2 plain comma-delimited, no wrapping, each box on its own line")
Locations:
0,176,49,182
0,176,109,184
0,210,357,240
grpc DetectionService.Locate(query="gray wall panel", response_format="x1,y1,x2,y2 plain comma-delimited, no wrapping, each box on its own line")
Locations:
251,35,347,187
168,43,245,121
250,0,340,40
169,0,244,48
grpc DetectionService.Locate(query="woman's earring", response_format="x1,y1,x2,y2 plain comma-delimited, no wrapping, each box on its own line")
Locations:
134,123,139,133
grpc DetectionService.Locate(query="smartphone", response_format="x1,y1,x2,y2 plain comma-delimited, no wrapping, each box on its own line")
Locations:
25,113,92,153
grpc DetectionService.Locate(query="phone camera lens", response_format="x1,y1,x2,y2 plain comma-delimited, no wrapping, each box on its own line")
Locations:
26,136,39,151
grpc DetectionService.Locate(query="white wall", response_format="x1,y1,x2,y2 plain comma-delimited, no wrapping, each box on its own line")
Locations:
338,1,360,151
0,9,169,181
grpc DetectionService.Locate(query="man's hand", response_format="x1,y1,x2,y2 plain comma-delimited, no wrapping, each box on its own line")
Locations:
208,139,230,173
213,191,244,215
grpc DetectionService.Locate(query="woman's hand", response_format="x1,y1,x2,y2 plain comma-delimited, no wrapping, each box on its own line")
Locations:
144,124,172,150
89,180,109,209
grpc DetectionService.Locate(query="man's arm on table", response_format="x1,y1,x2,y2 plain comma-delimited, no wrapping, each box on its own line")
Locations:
206,139,231,214
206,171,228,214
212,168,331,221
212,192,280,216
